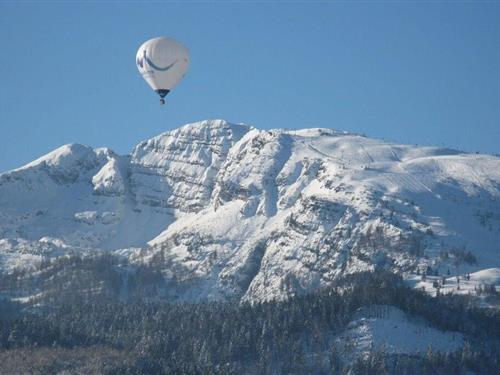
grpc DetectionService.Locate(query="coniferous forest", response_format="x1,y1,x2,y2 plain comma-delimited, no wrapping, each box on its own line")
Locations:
0,263,499,374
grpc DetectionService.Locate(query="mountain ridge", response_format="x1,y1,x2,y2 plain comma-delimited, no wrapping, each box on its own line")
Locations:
1,119,499,303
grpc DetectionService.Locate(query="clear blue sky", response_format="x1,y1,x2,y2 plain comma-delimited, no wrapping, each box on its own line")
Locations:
1,2,499,172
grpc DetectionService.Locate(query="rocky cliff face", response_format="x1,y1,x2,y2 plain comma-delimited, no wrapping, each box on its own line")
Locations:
1,120,499,302
129,119,249,212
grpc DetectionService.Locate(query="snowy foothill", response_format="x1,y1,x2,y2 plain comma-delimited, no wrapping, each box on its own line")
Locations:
334,305,465,359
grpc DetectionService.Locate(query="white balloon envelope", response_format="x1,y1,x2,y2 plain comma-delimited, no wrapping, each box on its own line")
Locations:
136,37,190,104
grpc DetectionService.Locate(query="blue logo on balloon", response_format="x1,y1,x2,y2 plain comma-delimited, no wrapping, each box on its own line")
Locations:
136,50,145,68
137,50,176,72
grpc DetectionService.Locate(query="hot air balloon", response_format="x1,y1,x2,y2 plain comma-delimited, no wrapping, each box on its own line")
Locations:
136,37,190,105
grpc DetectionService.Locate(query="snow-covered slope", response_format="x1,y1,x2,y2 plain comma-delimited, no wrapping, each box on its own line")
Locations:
0,120,249,269
1,120,499,302
334,305,464,359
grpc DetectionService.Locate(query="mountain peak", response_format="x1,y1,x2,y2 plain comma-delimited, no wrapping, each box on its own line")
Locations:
132,119,251,155
15,143,96,172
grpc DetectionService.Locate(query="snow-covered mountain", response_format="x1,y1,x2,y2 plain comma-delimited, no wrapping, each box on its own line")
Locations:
1,119,499,302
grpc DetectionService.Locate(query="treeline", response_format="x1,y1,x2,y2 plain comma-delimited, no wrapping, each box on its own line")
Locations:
0,253,177,305
0,271,499,374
